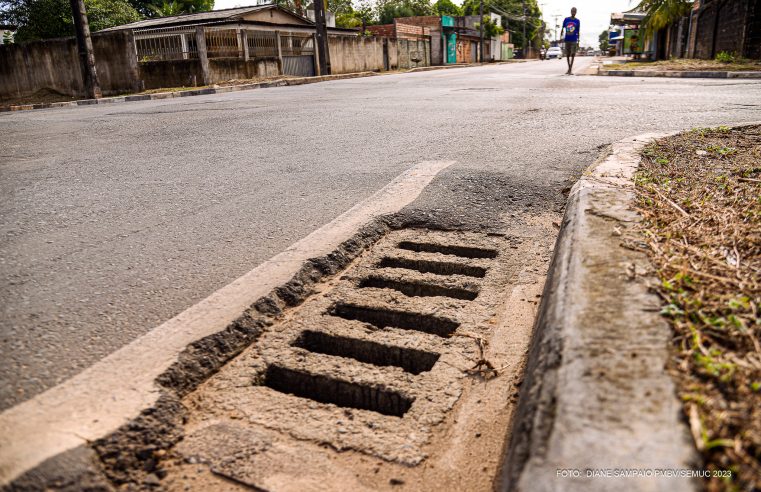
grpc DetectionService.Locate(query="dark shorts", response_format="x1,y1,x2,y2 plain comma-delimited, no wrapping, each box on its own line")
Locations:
564,42,578,57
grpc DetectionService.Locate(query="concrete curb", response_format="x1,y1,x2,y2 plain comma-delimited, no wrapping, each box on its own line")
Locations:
0,72,380,113
0,61,524,113
599,69,761,79
499,132,702,491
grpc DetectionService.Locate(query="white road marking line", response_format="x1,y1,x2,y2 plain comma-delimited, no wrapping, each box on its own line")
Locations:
0,160,455,485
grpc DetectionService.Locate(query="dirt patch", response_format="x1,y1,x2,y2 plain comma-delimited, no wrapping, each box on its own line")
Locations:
0,88,79,108
604,59,761,72
636,125,761,491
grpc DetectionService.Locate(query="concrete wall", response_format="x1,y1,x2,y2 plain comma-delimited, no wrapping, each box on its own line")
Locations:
138,60,204,89
396,38,430,69
0,31,139,98
328,35,430,73
688,0,761,60
137,57,280,89
328,36,385,73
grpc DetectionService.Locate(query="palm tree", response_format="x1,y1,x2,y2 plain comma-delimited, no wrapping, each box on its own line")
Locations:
635,0,692,38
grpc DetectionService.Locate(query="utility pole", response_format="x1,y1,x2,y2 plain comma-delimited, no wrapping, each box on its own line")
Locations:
70,0,101,99
479,0,484,62
313,0,330,75
522,0,527,57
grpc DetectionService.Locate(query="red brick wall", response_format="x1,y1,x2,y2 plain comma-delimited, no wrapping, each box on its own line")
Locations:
396,16,441,28
366,24,395,37
395,22,430,39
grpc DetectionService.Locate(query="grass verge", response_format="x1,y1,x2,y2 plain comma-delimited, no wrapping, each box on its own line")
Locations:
636,125,760,491
605,59,761,72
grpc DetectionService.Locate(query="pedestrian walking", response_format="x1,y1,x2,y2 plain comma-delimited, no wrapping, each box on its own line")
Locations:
560,7,580,75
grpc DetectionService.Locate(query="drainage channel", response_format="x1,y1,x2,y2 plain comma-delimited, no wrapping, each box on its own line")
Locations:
162,228,547,491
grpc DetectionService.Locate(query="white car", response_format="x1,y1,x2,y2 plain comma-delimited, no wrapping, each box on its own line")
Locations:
546,46,562,59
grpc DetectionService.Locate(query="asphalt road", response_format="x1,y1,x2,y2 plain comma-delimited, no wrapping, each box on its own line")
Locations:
1,58,760,411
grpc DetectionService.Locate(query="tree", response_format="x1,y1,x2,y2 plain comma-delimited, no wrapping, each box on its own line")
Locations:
635,0,692,38
432,0,460,16
461,0,541,49
2,0,140,42
376,0,432,24
148,0,211,16
475,14,503,38
598,29,609,51
331,0,375,30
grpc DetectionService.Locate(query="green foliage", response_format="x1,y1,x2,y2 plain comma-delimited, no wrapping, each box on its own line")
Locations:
598,29,609,51
334,0,375,28
148,0,211,16
2,30,13,43
475,14,503,38
715,51,735,63
432,0,460,16
461,0,541,48
2,0,141,42
635,0,692,39
376,0,432,24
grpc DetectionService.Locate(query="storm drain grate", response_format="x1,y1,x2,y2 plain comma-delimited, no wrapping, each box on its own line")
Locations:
396,241,499,259
207,229,513,463
330,303,459,337
292,330,440,375
264,364,413,417
359,276,479,301
379,257,487,278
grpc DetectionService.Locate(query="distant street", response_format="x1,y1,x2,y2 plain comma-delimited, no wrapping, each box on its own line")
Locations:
2,58,760,410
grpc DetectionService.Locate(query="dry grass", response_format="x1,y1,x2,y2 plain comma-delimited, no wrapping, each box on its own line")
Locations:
636,126,761,491
605,58,761,72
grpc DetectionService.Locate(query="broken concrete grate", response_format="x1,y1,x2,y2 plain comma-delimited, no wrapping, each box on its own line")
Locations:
165,227,548,490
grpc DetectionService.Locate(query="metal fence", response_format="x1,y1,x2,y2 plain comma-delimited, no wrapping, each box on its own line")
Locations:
134,27,314,62
205,28,241,58
247,31,278,57
134,25,198,61
280,33,314,56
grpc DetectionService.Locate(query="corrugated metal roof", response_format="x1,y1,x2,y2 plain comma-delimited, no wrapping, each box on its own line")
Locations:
100,4,304,32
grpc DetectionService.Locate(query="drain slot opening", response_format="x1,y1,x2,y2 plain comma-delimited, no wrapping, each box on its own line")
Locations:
331,303,459,337
397,241,499,259
359,276,478,301
264,364,413,417
293,330,440,375
379,257,487,278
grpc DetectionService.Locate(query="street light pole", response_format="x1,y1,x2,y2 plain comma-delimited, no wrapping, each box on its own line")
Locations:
70,0,101,99
479,0,484,62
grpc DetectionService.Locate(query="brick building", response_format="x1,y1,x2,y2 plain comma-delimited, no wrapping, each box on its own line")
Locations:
367,14,505,65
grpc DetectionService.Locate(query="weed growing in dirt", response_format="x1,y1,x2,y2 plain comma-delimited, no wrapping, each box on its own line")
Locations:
636,125,761,491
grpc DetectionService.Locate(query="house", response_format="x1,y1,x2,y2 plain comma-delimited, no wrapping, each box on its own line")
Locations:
101,4,356,79
611,1,761,61
367,14,504,66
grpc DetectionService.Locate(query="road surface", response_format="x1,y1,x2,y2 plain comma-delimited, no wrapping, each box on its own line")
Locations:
1,58,760,410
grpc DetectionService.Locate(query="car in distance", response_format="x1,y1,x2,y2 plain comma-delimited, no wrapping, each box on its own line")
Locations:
546,46,562,59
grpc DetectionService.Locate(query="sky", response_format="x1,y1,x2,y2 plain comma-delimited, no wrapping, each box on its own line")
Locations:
539,0,635,48
213,0,637,49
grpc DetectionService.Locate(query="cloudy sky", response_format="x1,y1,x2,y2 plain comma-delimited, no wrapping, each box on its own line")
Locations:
539,0,635,48
213,0,637,49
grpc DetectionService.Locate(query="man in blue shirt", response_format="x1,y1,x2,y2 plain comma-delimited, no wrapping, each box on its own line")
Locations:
560,7,580,75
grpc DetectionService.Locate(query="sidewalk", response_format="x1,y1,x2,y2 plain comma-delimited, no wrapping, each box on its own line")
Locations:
0,61,525,113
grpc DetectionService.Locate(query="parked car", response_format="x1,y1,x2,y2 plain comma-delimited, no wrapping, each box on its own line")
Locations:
546,46,562,59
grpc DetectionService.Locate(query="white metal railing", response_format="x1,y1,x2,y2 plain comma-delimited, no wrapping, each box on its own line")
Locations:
134,25,199,61
134,26,315,62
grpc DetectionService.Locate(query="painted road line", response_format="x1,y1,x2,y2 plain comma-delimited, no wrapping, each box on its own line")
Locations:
0,160,455,486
